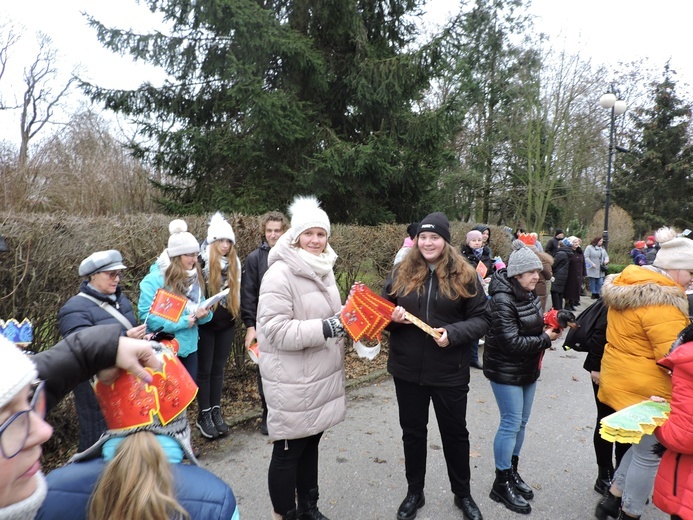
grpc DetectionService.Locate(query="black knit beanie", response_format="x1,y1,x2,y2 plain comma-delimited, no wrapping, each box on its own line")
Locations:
418,212,451,243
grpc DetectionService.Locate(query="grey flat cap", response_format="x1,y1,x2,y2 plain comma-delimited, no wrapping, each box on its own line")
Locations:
79,250,127,277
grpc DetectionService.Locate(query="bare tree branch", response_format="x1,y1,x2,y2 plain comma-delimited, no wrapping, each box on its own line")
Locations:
18,33,76,168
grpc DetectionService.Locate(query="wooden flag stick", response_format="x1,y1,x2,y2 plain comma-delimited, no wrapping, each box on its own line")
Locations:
404,312,442,339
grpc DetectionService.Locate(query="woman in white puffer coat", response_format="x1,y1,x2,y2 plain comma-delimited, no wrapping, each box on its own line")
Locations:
257,196,346,520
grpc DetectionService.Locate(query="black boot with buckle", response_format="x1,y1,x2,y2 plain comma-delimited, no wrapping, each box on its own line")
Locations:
511,455,534,500
490,469,531,514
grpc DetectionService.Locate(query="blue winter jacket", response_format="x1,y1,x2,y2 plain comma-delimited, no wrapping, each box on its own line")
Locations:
138,262,212,358
37,458,239,520
58,281,136,337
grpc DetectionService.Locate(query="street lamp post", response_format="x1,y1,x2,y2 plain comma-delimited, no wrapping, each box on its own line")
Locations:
599,87,627,250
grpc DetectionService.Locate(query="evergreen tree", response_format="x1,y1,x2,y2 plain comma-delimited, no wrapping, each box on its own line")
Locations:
613,66,693,234
82,0,457,223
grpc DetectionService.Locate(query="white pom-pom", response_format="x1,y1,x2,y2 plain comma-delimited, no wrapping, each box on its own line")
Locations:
288,195,321,218
169,219,188,234
655,226,678,245
208,211,226,228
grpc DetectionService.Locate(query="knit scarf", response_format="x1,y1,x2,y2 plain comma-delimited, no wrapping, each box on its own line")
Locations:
473,248,484,259
0,471,47,520
297,243,338,277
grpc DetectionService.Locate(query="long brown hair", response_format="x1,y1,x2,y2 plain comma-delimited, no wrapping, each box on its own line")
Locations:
207,240,240,316
390,240,477,300
88,432,189,520
164,256,205,299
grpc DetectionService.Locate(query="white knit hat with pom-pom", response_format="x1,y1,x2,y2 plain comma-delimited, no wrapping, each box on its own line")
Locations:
288,196,331,238
167,219,200,258
653,227,693,270
206,212,235,244
0,335,37,409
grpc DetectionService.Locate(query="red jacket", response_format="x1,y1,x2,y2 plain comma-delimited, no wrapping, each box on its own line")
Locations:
653,343,693,518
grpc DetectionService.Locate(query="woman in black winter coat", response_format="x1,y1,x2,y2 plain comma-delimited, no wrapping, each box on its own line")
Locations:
383,212,489,520
564,237,586,310
483,240,561,515
57,250,146,451
549,240,572,310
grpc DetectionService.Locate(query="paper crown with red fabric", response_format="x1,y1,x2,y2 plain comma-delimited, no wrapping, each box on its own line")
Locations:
93,340,196,431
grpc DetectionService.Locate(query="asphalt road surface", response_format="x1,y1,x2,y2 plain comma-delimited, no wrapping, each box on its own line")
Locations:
203,337,669,520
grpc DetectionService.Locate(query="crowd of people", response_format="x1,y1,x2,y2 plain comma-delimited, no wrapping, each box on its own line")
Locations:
2,208,691,520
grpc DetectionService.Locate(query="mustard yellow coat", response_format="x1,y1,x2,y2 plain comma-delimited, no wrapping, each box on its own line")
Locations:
598,265,689,411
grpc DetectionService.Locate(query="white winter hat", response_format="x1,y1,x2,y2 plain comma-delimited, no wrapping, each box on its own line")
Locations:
206,212,235,244
653,227,693,270
166,219,199,258
288,196,330,238
0,335,37,410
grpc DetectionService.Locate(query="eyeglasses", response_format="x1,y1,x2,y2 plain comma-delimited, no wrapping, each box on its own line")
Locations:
102,270,124,280
0,380,46,459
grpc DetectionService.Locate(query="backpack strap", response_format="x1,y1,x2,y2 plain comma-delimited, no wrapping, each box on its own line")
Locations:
77,292,134,331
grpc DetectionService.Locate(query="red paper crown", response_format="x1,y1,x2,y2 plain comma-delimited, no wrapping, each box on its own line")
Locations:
341,283,395,342
517,233,536,246
93,340,197,431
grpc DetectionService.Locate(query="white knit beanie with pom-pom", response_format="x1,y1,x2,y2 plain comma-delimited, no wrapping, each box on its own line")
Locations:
653,227,693,270
167,219,200,258
206,212,235,244
288,196,331,238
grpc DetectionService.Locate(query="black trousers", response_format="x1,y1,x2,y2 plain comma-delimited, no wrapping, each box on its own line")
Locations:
197,324,235,410
268,432,323,514
394,377,472,498
592,382,629,469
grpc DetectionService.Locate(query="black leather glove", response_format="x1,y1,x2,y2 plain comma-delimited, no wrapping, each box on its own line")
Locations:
322,313,347,339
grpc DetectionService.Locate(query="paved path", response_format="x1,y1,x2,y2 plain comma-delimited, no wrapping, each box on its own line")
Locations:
203,334,668,519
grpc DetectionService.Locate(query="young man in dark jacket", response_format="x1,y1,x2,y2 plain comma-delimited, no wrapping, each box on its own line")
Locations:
240,211,288,435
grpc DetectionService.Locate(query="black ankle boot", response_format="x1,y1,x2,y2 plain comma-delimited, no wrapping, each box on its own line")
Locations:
594,466,614,495
396,491,425,520
595,490,622,520
297,487,330,520
511,456,534,500
489,468,531,514
616,509,640,519
281,509,297,520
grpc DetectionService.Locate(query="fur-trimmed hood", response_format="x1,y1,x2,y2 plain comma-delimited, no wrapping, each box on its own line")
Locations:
601,265,688,317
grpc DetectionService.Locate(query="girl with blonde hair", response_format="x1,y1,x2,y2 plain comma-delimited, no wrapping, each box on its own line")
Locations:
138,219,212,381
196,212,242,439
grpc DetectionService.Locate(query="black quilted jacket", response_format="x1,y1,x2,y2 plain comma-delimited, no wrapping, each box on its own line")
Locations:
483,269,552,385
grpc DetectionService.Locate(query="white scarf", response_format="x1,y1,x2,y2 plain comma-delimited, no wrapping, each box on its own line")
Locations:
297,243,338,277
0,471,47,520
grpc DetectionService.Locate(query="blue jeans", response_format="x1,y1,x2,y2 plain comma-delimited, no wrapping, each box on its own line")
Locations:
588,276,604,295
612,432,660,517
490,381,537,470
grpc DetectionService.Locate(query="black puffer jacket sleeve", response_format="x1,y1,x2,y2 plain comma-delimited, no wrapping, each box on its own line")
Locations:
240,245,270,329
34,324,122,412
582,307,608,373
